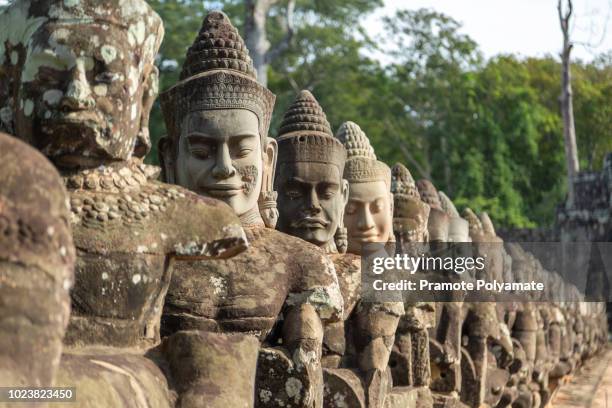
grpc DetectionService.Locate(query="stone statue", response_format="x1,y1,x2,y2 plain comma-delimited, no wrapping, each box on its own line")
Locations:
417,179,449,246
275,91,349,255
0,133,75,389
391,163,430,247
159,12,343,407
387,163,435,406
0,2,249,407
413,179,464,406
275,98,403,407
461,209,514,408
438,191,470,244
336,122,395,255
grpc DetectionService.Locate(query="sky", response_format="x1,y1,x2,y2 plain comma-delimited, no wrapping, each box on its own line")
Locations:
364,0,612,62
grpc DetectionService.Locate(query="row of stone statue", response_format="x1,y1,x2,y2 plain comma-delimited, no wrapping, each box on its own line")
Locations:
0,2,607,408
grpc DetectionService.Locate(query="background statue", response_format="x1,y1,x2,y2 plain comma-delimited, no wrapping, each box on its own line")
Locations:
336,122,395,255
388,163,435,406
275,93,403,407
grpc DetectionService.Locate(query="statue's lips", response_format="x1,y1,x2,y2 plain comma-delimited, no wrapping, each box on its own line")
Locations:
352,232,380,242
293,217,329,228
204,184,243,197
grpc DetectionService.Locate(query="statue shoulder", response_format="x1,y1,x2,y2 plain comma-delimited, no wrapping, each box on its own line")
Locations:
261,230,344,323
140,180,247,258
69,178,246,258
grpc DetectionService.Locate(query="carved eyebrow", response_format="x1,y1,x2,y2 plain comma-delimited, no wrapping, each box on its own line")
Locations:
185,132,258,143
348,196,386,204
285,177,310,185
29,49,73,71
317,181,340,189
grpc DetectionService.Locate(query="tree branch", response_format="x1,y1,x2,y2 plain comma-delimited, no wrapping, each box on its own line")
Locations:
265,0,296,64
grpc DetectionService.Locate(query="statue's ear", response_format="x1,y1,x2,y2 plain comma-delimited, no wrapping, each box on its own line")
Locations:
335,180,350,254
158,135,175,184
134,66,159,158
258,137,279,229
264,137,278,189
342,179,350,206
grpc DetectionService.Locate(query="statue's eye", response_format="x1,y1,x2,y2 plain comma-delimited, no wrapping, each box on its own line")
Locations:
345,203,357,215
236,148,253,158
371,199,384,213
320,188,336,199
285,189,302,200
95,72,118,84
190,144,214,160
37,67,61,85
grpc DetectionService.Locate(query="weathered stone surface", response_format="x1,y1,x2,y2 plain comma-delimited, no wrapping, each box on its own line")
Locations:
0,132,74,388
323,368,366,408
65,162,246,348
163,226,341,340
162,331,260,408
55,348,173,408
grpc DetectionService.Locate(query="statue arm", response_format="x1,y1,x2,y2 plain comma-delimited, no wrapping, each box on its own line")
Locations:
353,301,404,372
353,301,404,405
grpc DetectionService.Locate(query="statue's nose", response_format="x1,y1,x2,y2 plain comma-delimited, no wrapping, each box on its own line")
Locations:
61,61,95,110
211,143,237,179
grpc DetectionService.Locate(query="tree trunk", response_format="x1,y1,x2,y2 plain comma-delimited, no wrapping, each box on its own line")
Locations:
244,0,272,86
558,0,580,207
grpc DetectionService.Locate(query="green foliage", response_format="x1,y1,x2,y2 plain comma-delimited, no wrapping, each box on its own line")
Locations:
144,2,611,228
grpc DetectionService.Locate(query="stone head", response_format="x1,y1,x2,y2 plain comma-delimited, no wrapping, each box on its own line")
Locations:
417,180,448,243
391,163,430,245
159,11,276,224
275,90,348,252
439,191,470,243
0,0,164,168
336,121,393,255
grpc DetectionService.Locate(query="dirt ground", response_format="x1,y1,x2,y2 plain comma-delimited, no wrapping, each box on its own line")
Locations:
551,344,612,407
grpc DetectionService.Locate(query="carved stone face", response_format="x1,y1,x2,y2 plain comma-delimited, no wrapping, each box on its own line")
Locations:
344,181,393,255
394,198,430,244
276,162,348,248
172,109,264,218
14,22,156,167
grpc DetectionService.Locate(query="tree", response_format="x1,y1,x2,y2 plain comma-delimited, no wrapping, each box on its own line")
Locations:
244,0,294,86
558,0,580,206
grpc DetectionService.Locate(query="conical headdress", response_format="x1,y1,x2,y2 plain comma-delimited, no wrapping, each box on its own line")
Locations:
391,163,430,222
276,90,345,171
336,121,390,186
161,11,275,145
438,191,460,218
391,163,419,198
416,179,442,210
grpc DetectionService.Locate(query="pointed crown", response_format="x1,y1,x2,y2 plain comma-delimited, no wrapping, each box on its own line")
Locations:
161,11,275,147
391,163,419,198
276,90,345,171
336,121,390,186
180,11,255,80
416,179,442,210
391,163,429,220
438,191,460,218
